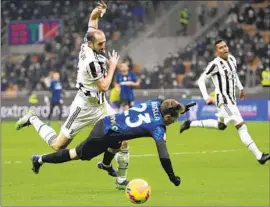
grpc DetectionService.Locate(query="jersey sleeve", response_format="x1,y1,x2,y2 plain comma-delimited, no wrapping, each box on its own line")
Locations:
151,126,166,142
204,61,218,78
131,72,137,82
86,60,103,81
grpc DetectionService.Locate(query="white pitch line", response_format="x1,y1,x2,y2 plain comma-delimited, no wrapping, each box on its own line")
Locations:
3,149,244,163
130,149,243,158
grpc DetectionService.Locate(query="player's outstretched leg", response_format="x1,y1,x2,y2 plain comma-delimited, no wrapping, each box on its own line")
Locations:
16,110,58,146
180,119,220,133
97,148,118,177
237,123,270,165
31,154,43,174
115,141,130,190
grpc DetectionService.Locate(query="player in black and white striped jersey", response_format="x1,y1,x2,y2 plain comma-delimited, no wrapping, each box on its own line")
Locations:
16,1,132,188
180,40,270,165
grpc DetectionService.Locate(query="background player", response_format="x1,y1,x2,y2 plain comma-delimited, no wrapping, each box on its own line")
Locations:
116,63,140,111
15,1,130,189
30,98,196,186
47,72,63,126
180,40,270,165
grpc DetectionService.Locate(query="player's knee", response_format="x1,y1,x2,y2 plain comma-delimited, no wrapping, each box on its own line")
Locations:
121,141,129,149
218,123,227,130
235,122,245,130
50,135,69,151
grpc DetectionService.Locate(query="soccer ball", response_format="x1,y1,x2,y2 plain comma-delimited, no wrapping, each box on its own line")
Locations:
125,179,151,204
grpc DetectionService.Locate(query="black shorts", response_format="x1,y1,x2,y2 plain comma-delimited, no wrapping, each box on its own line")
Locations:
75,120,122,160
50,101,62,109
119,99,133,108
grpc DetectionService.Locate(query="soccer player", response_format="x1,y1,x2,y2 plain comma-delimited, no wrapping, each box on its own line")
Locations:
30,98,196,187
180,40,270,165
47,72,63,126
15,1,130,189
116,63,140,111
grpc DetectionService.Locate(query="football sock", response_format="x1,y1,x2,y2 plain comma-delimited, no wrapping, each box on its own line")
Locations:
190,119,218,129
29,116,57,145
42,149,71,163
116,146,129,183
238,124,262,160
102,149,115,167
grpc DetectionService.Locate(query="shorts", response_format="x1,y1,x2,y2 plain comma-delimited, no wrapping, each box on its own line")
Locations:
60,92,116,139
215,104,244,126
119,99,133,108
75,120,122,160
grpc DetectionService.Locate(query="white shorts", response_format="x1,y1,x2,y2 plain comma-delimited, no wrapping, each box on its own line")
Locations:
215,104,244,126
60,92,116,139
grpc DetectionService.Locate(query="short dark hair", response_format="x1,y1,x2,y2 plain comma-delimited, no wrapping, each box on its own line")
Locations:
215,39,224,45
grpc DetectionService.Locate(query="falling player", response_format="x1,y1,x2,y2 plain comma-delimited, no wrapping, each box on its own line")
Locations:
30,99,196,186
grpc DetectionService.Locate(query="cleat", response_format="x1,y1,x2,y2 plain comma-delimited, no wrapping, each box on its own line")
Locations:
31,154,43,174
15,109,37,130
258,153,270,165
180,120,191,133
97,161,117,177
115,179,129,191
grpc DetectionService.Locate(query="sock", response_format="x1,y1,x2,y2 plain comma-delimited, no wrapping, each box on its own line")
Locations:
42,149,71,163
190,119,218,129
238,124,262,160
116,147,129,183
102,150,116,167
29,116,57,145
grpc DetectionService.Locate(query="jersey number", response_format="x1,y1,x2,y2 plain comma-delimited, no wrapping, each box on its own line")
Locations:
124,103,151,128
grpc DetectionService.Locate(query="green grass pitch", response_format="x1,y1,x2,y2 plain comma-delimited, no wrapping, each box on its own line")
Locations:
1,121,269,206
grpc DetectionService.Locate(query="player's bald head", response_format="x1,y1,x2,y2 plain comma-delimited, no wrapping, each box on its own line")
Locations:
87,29,106,43
86,29,106,55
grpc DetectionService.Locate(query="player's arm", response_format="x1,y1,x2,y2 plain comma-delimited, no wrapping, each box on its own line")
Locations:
96,50,120,92
197,62,218,105
155,140,181,186
152,127,180,186
130,73,140,87
235,70,246,100
231,55,246,100
88,1,107,30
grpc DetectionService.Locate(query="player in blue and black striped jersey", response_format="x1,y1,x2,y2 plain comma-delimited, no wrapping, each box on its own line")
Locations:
31,98,195,186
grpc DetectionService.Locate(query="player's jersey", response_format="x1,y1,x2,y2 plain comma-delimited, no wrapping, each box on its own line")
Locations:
76,43,107,104
116,72,137,101
103,98,166,142
50,80,62,103
202,54,243,106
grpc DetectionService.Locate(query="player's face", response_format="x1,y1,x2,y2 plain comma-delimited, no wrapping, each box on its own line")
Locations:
216,41,229,59
164,115,178,126
120,63,129,75
93,40,106,55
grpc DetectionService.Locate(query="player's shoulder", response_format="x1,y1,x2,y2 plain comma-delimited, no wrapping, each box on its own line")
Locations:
228,54,236,62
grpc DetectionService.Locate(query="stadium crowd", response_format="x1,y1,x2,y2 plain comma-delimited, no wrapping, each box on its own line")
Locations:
1,0,269,92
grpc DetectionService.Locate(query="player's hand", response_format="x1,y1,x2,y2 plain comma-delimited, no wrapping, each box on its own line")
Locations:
180,102,196,114
107,50,120,70
206,97,215,105
239,89,246,100
91,1,107,18
169,175,181,186
96,1,107,17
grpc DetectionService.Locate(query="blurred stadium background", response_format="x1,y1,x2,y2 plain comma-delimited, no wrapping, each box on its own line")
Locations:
1,0,269,206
